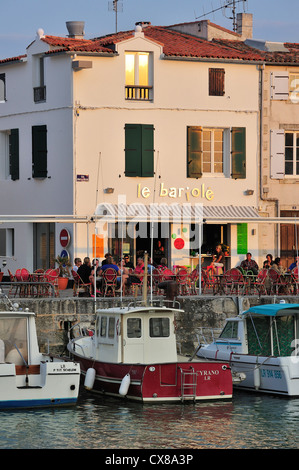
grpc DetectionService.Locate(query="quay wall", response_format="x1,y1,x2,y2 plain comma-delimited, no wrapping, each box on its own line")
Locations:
2,295,299,355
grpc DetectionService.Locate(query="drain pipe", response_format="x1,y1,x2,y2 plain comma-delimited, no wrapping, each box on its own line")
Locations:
259,64,280,256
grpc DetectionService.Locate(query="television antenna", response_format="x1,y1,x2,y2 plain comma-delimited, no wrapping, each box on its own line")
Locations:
108,0,123,33
196,0,248,32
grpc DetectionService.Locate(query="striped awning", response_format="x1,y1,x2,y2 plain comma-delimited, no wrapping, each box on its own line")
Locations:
95,203,260,223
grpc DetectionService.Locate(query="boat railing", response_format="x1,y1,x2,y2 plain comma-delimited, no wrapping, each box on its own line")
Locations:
126,298,181,310
195,327,222,346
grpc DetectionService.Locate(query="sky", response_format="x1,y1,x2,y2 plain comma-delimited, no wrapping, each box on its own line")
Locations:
0,0,299,60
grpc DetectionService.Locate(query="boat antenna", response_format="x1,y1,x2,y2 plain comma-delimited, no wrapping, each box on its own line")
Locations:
150,150,160,305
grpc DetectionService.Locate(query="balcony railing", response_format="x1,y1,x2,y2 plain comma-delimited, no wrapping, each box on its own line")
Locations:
33,86,46,103
125,85,153,101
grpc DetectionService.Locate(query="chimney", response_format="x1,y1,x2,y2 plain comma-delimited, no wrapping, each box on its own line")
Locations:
66,21,85,38
237,13,253,39
135,21,151,29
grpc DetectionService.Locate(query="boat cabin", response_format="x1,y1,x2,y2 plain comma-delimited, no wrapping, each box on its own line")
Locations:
216,304,299,358
93,306,182,364
0,311,40,365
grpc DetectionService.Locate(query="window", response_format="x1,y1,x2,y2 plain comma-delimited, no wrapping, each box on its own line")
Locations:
271,129,299,178
125,123,154,177
209,68,225,96
202,129,224,173
127,318,142,338
285,131,299,176
149,318,170,338
125,52,152,100
33,56,46,103
108,317,115,339
32,125,47,178
187,126,246,178
0,74,6,102
100,316,107,337
0,229,14,256
219,321,238,339
0,129,19,180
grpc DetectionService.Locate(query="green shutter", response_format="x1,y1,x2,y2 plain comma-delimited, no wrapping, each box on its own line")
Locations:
231,127,246,179
32,125,47,178
125,124,142,177
187,127,202,178
141,124,154,177
125,124,154,177
9,129,19,181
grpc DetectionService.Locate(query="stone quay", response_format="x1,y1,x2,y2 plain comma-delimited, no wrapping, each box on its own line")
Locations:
2,291,298,356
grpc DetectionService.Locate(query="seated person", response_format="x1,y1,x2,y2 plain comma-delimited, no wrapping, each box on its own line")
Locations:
240,252,259,275
97,257,127,294
72,258,82,273
272,257,284,274
123,255,134,270
263,253,273,269
127,257,145,285
288,256,299,272
207,245,224,276
77,257,92,284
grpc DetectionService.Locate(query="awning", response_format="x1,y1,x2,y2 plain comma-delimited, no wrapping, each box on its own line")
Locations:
242,304,299,317
94,203,261,223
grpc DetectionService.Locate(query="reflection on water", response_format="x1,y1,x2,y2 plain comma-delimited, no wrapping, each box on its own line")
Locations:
1,389,299,449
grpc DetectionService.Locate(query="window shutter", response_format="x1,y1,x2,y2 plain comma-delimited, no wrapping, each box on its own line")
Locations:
125,124,142,177
0,73,5,101
187,127,202,178
209,68,225,96
231,127,246,179
270,72,289,100
141,124,154,177
9,129,19,181
32,125,47,178
270,129,285,179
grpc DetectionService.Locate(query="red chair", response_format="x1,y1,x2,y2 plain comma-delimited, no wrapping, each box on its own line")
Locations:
45,269,60,296
176,269,190,295
71,269,92,297
102,268,117,297
253,269,268,296
189,269,199,294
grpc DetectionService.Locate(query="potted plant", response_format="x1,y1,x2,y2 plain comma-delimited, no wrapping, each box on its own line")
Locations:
55,255,71,290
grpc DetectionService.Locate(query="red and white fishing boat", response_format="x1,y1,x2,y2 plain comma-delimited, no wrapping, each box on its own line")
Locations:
67,300,237,402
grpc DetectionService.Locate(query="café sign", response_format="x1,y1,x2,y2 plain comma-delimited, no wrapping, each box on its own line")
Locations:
137,183,214,201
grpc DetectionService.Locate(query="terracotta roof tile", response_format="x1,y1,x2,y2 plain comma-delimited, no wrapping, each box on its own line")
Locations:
95,25,263,61
0,54,26,64
42,35,115,54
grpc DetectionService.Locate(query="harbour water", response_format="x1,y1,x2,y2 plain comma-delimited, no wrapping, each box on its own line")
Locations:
1,388,299,450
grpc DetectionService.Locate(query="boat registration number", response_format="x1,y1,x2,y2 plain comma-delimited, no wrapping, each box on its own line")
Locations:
261,368,282,379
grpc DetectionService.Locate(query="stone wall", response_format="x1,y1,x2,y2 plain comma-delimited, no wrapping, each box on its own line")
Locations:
1,295,298,356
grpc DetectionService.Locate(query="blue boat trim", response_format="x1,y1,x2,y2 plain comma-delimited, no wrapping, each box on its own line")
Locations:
0,397,77,409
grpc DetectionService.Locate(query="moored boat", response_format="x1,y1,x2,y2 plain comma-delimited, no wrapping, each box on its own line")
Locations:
0,290,80,409
67,300,236,402
197,301,299,397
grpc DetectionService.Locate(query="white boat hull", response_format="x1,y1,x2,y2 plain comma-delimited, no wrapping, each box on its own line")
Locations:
198,349,299,396
0,359,80,409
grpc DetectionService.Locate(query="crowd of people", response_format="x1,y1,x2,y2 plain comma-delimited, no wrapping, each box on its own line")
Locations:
73,253,168,296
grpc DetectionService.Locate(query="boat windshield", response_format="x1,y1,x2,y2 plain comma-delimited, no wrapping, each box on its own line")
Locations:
0,317,28,364
219,321,239,339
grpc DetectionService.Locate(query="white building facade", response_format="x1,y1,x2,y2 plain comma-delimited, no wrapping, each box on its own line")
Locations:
1,16,294,273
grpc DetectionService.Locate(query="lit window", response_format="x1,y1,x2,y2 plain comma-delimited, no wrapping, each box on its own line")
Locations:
125,52,152,100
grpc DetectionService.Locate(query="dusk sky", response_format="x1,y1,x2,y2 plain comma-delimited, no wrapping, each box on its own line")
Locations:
0,0,299,59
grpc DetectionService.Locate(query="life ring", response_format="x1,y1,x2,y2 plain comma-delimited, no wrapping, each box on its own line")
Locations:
116,319,120,336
